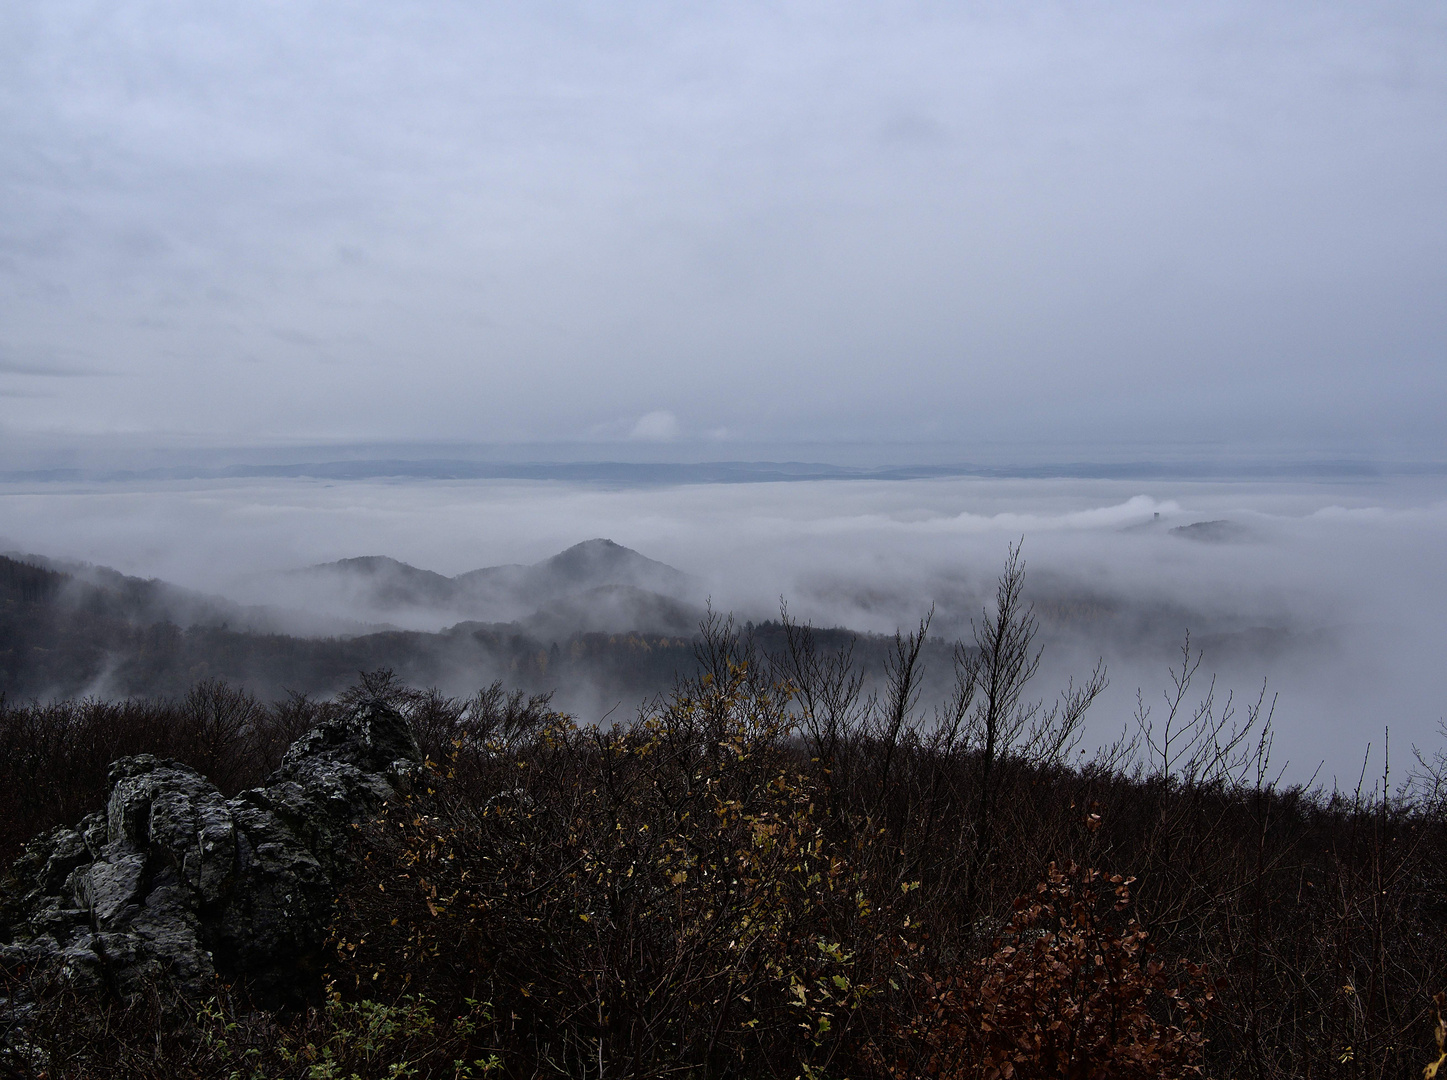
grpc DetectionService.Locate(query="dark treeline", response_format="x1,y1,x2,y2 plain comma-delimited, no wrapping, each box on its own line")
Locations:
3,550,1447,1078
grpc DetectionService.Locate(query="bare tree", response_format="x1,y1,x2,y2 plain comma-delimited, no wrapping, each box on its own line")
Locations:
961,542,1108,910
1133,631,1276,790
873,608,933,816
771,601,868,817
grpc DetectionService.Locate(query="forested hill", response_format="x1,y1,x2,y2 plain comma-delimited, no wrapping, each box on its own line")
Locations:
0,555,64,605
0,552,696,705
0,553,945,712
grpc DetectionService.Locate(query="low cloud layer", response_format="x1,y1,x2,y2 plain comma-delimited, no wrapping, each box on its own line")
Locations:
3,473,1445,784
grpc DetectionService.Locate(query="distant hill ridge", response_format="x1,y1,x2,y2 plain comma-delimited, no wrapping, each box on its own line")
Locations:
296,539,696,619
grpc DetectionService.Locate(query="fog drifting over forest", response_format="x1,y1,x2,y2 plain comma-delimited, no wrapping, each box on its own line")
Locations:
4,4,1444,785
4,473,1444,786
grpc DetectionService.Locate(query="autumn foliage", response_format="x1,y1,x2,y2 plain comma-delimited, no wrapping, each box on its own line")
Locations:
896,862,1214,1080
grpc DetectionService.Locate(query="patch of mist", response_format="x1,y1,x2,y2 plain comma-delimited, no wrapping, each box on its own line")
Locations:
53,651,126,703
1,474,1444,781
17,548,388,639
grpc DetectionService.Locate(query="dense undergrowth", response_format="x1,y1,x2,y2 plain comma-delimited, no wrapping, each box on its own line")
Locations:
4,550,1447,1078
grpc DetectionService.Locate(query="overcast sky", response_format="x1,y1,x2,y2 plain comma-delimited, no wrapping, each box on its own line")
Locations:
2,2,1444,460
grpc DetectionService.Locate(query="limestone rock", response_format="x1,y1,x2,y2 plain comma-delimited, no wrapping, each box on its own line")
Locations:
0,699,422,1006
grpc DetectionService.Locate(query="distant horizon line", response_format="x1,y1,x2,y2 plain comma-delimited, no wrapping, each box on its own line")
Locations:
4,456,1445,486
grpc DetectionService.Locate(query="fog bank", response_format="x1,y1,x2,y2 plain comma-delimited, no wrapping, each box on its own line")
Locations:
2,473,1444,785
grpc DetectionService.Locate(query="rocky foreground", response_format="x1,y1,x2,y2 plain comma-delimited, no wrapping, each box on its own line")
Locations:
0,700,422,1006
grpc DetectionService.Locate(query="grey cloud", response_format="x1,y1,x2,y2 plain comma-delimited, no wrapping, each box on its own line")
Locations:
0,1,1442,452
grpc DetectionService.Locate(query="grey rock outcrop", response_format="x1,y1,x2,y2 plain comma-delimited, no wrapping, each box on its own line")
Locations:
0,700,422,1005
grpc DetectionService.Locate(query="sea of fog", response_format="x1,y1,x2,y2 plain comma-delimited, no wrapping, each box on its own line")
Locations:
3,472,1445,787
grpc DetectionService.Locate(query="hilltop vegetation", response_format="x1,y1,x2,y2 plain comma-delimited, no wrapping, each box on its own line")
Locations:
2,551,1445,1078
